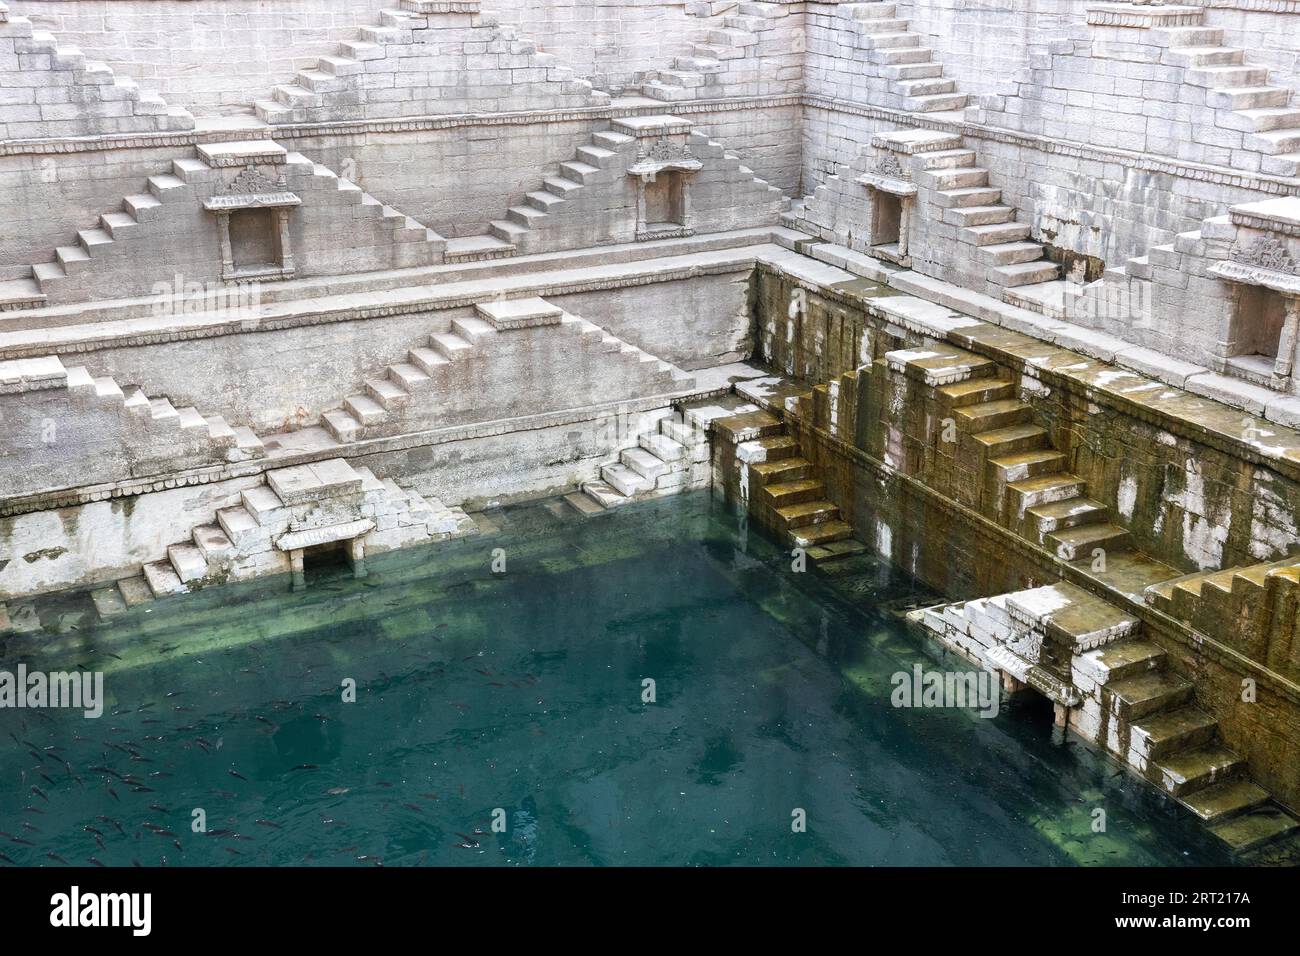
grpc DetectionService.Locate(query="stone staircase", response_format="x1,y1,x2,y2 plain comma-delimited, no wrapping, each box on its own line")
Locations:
0,354,263,476
838,1,969,115
0,141,444,311
0,2,193,140
1085,3,1300,177
920,580,1300,853
574,403,716,511
786,129,1060,295
640,1,770,102
253,0,606,125
321,296,695,443
885,343,1129,562
446,117,787,261
94,459,474,614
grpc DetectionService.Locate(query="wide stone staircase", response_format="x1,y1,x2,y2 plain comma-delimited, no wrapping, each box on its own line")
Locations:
920,580,1300,853
253,0,605,125
321,296,695,443
837,1,970,115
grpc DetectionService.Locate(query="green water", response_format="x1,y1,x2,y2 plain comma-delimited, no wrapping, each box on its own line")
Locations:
0,491,1233,866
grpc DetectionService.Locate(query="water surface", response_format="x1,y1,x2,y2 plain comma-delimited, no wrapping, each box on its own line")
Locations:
0,491,1233,866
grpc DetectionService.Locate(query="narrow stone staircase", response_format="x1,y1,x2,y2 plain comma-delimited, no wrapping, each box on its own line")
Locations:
919,145,1062,291
0,354,263,474
641,2,767,102
838,1,969,115
887,343,1128,562
0,3,193,140
253,0,605,125
321,296,694,443
94,459,474,614
446,118,786,261
1090,4,1300,176
574,403,716,511
0,141,444,310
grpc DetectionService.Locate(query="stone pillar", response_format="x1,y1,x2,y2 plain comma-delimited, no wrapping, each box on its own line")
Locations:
1273,296,1300,387
898,196,912,259
290,548,305,591
348,537,367,579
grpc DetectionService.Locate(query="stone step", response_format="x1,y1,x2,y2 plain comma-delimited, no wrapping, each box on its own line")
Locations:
621,446,668,482
1105,670,1195,721
1209,807,1300,852
1179,778,1270,825
990,260,1061,287
90,586,127,619
321,408,360,442
936,376,1015,408
366,376,411,408
749,434,799,461
874,46,934,65
430,331,472,360
560,160,601,184
1161,45,1243,68
1206,85,1290,111
777,499,840,529
1131,706,1218,762
934,186,1002,209
905,91,969,112
142,558,187,597
167,543,208,583
192,523,236,562
1220,106,1300,133
751,456,813,484
1153,743,1245,797
925,166,989,191
954,397,1032,432
1026,496,1109,536
1185,65,1269,89
980,241,1047,266
388,362,431,392
442,235,515,262
1246,127,1300,155
970,422,1049,458
896,77,956,98
761,478,825,508
640,432,686,463
601,462,652,497
883,61,943,80
945,204,1016,228
1008,473,1086,509
564,490,608,516
1046,521,1129,560
788,519,854,548
116,575,155,608
344,393,386,425
582,479,632,509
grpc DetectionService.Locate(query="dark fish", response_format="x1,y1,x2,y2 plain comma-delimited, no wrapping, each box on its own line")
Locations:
291,764,317,771
21,822,40,833
9,838,35,847
227,770,247,781
401,803,423,814
255,820,281,829
23,806,45,815
148,805,167,814
88,857,105,867
46,852,68,865
224,847,242,856
84,826,103,837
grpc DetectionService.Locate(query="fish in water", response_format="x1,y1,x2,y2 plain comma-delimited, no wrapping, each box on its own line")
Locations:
227,769,247,782
254,820,281,829
88,857,104,868
46,852,68,865
291,764,317,771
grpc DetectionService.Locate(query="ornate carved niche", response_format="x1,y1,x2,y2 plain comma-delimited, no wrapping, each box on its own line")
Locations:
1210,200,1300,391
203,167,302,282
857,151,917,266
626,139,703,241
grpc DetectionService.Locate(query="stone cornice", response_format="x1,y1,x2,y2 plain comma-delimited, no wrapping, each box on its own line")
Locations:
802,93,1300,196
0,252,759,361
5,91,1298,197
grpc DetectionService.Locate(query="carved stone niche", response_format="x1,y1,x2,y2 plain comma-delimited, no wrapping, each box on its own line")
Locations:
627,138,703,241
1210,198,1300,391
203,166,302,282
857,150,917,267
